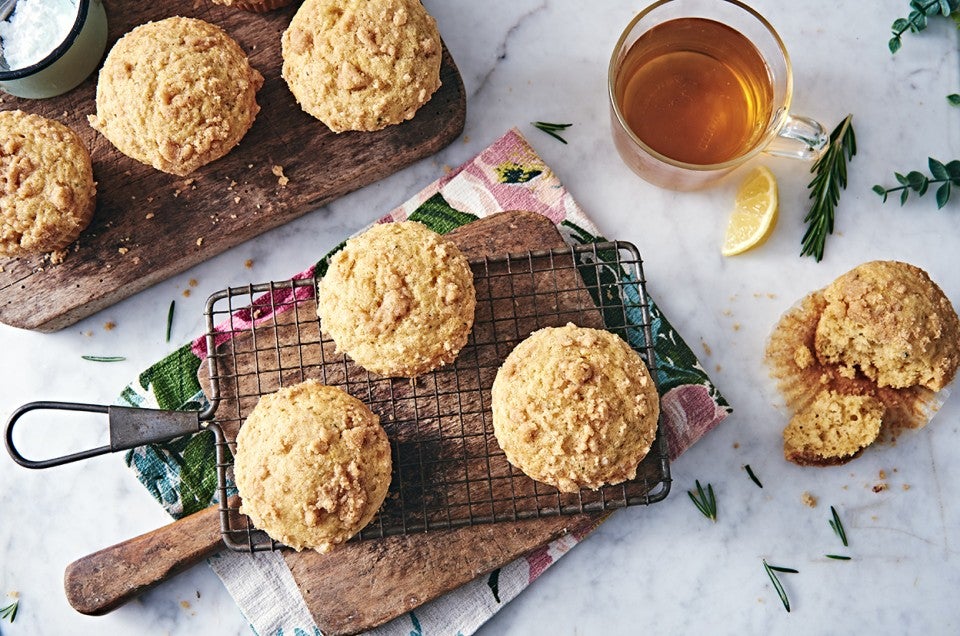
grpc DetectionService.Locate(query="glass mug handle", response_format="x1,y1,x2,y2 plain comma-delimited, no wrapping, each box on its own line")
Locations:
763,113,829,161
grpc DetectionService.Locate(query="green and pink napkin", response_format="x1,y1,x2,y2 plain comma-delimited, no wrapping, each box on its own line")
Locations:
117,128,731,635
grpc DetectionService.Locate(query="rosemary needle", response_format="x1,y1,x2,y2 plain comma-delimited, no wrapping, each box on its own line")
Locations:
81,355,126,362
687,479,717,522
0,600,18,623
762,560,794,613
166,299,176,343
744,464,763,488
826,554,852,561
532,121,572,144
829,506,849,547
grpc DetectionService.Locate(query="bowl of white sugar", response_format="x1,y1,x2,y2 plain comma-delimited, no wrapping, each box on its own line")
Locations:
0,0,107,99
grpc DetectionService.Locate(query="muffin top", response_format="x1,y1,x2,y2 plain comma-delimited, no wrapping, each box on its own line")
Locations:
88,17,263,176
491,323,660,493
814,260,960,391
233,380,392,553
0,110,96,258
316,221,476,378
281,0,442,132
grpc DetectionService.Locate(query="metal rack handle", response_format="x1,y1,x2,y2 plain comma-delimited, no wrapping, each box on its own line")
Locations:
5,401,202,469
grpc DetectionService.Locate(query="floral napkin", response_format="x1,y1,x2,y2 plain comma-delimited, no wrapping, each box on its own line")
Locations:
117,128,731,635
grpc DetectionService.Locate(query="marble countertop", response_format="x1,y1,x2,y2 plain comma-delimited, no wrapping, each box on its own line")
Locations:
2,1,959,634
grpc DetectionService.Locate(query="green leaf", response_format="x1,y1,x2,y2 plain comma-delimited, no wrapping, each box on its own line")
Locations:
906,171,927,190
138,345,203,411
895,172,909,185
872,185,888,196
892,17,911,30
487,569,501,603
900,188,910,205
946,160,960,179
407,192,479,234
178,430,218,516
948,94,960,106
493,161,543,184
930,158,949,179
939,0,952,15
936,182,951,208
889,36,902,53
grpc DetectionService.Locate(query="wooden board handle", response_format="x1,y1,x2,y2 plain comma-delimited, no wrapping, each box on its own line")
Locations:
64,503,224,615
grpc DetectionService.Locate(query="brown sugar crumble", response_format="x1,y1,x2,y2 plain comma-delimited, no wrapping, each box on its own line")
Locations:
244,259,254,269
271,164,290,187
801,491,818,508
182,289,191,298
104,321,116,331
189,278,198,287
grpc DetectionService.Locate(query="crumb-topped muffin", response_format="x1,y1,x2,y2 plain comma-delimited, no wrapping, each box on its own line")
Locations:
0,110,96,258
815,260,960,391
233,380,392,553
281,0,442,132
491,323,660,493
316,221,476,378
767,260,960,465
88,17,263,176
210,0,294,12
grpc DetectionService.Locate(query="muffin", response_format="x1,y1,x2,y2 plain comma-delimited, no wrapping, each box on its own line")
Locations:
210,0,295,12
281,0,442,132
0,110,96,258
782,390,883,466
88,17,263,176
767,260,960,464
316,221,476,378
815,260,960,391
233,380,392,553
491,323,660,493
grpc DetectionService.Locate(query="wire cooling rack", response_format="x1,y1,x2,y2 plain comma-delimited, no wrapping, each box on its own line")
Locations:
202,241,671,552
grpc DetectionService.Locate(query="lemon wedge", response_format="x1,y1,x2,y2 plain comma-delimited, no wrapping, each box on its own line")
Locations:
721,166,779,256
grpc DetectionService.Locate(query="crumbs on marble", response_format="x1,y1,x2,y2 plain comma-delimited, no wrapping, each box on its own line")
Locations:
189,279,198,288
732,323,741,332
902,484,911,491
244,259,254,269
715,364,722,373
732,442,740,449
182,289,191,298
722,309,733,317
873,482,888,493
701,340,712,356
801,491,818,508
104,321,116,331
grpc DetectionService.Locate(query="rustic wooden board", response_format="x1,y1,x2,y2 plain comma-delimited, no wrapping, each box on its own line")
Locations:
0,0,466,332
197,212,654,635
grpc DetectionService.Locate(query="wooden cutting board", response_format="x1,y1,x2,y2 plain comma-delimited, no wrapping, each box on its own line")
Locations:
198,212,634,635
0,0,465,332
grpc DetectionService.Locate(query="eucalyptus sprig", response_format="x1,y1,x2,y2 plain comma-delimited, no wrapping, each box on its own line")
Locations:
687,479,717,522
801,114,856,262
888,0,960,53
0,599,18,623
531,121,572,144
873,157,960,208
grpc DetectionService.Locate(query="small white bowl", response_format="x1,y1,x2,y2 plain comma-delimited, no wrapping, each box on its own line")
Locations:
0,0,107,99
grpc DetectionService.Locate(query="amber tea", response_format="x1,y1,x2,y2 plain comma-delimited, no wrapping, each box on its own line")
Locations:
615,17,774,165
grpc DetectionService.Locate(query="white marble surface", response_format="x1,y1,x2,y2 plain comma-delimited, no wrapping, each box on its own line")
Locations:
2,1,959,634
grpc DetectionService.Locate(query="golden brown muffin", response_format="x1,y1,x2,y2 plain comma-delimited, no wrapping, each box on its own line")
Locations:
815,260,960,391
316,221,476,378
233,380,392,553
491,323,660,493
88,17,263,176
281,0,442,132
0,110,96,258
783,390,883,466
210,0,295,12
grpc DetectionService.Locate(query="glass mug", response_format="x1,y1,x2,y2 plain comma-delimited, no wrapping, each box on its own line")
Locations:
608,0,827,190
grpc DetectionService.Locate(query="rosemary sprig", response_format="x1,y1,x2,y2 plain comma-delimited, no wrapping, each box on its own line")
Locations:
762,560,795,612
81,355,126,362
166,300,176,342
873,157,960,209
826,554,852,561
687,479,717,522
0,599,18,623
801,114,856,262
744,464,763,488
532,121,572,144
829,505,849,547
888,0,960,53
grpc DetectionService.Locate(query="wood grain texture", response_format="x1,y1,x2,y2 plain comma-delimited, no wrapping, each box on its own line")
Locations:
0,0,465,332
63,502,224,616
198,212,608,635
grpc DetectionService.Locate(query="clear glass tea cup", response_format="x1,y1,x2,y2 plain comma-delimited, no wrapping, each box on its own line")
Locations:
608,0,827,191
